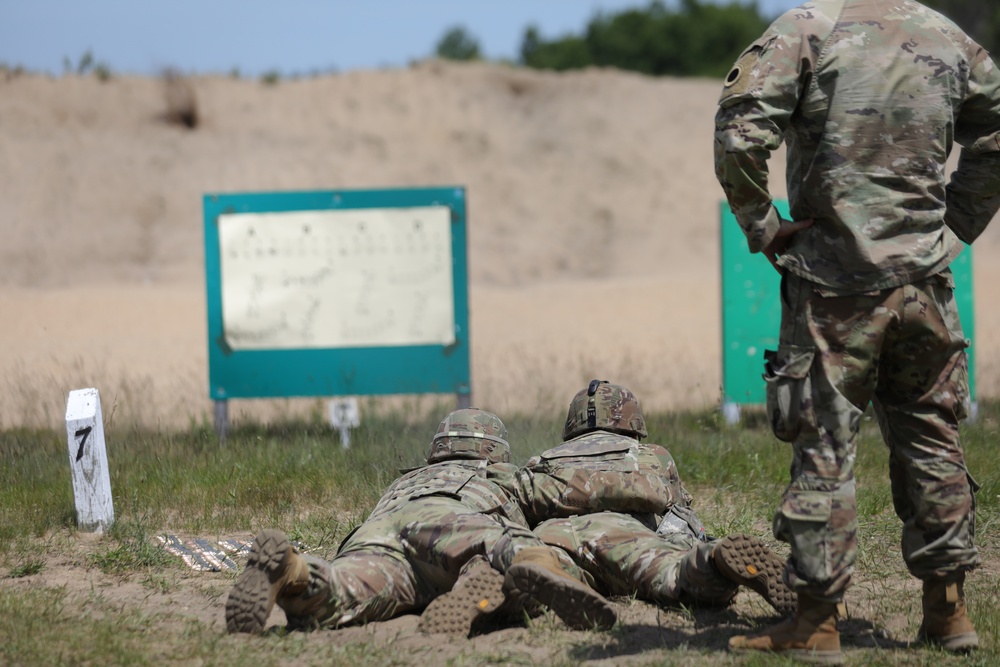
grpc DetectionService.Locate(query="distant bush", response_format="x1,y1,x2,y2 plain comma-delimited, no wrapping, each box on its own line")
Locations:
520,28,590,71
63,50,102,77
161,68,199,129
521,0,768,78
59,50,113,81
0,63,27,81
260,69,281,85
517,0,1000,77
76,50,94,75
94,62,112,82
921,0,1000,54
435,25,481,61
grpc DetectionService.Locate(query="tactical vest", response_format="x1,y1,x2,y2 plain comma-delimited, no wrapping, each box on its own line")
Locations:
367,459,527,527
514,431,691,525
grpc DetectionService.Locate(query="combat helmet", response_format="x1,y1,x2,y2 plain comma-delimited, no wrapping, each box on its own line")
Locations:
562,379,648,441
427,408,511,464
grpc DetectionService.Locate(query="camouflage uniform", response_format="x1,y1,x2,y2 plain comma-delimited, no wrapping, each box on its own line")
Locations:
515,431,691,527
226,409,616,636
512,381,794,614
715,0,1000,613
293,458,541,628
519,434,736,607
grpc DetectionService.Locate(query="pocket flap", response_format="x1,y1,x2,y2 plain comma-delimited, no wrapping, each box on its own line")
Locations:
779,490,832,523
764,345,816,380
538,433,636,460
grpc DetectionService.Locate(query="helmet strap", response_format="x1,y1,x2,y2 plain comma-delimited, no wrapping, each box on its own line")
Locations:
586,379,607,430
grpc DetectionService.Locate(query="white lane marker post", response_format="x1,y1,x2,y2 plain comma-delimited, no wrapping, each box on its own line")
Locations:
328,397,360,449
65,388,114,532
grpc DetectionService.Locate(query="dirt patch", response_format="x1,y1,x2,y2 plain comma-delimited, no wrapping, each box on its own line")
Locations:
3,528,990,665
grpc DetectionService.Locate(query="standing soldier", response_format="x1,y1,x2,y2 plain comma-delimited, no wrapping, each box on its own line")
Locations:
225,408,616,636
513,380,796,616
715,0,1000,663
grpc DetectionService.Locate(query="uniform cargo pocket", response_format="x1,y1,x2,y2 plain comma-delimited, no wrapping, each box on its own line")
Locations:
763,345,816,442
777,489,832,523
773,488,835,582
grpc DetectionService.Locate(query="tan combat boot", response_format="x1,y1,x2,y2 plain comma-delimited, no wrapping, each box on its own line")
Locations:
712,534,796,617
917,574,978,652
728,594,843,665
417,555,506,637
504,546,617,631
225,529,312,634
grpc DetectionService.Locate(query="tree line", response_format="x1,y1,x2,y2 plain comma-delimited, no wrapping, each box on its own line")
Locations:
436,0,999,79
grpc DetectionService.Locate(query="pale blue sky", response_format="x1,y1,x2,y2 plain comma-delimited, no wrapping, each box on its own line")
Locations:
0,1,801,77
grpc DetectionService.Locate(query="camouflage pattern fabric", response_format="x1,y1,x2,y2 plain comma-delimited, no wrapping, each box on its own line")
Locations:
512,431,692,527
769,271,979,601
715,0,995,604
562,380,648,440
368,459,527,527
285,459,580,628
509,428,732,608
715,0,1000,292
533,512,736,606
427,408,511,464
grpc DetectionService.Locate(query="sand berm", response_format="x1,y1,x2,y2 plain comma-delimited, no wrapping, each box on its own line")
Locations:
3,60,998,429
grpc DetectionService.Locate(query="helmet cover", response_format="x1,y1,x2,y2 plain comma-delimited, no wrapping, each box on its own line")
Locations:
562,379,647,440
427,408,511,464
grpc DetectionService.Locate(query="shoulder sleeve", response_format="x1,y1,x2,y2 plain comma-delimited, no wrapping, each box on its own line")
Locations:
717,34,779,109
714,9,822,252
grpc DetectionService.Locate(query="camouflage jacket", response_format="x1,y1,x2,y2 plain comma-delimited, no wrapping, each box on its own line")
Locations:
511,431,693,527
367,459,528,528
715,0,1000,292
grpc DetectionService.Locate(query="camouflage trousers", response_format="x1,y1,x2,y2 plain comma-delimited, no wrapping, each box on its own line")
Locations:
289,495,573,628
533,512,736,606
768,270,979,602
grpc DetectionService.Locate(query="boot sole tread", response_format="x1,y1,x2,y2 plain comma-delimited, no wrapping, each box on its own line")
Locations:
417,561,505,636
225,529,291,634
504,563,616,631
715,534,796,616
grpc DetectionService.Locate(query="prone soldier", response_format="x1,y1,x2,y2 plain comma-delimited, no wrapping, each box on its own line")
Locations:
225,408,616,636
511,380,796,615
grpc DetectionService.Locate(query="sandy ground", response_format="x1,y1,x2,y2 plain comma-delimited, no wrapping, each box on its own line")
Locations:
2,61,999,430
7,521,996,665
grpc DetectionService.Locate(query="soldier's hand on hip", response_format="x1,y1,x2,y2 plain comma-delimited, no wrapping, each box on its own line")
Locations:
764,218,814,271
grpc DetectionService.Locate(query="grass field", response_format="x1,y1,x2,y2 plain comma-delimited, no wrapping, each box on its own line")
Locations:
1,399,998,666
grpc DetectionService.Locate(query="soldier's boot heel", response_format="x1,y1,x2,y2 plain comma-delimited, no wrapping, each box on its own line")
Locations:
728,594,842,665
917,574,978,653
504,546,616,631
712,533,796,616
418,555,505,637
225,529,311,634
